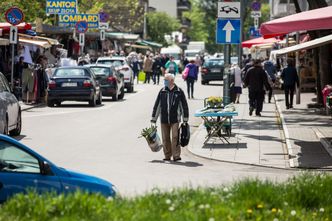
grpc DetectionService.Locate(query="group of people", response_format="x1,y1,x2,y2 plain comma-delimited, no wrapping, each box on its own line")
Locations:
128,52,181,85
237,56,299,116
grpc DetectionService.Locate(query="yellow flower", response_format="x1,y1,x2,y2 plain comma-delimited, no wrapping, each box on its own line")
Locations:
271,208,277,213
313,212,317,217
257,204,263,209
247,209,253,214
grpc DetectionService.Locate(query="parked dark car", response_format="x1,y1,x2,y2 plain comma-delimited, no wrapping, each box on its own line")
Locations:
88,65,125,101
201,58,225,85
0,72,21,136
0,134,116,203
47,67,102,107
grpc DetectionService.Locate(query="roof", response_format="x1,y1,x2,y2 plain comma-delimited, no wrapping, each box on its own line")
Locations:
260,6,332,38
241,37,280,48
19,38,52,48
270,34,332,61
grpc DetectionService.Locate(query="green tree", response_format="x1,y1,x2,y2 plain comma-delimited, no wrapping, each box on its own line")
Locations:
183,0,208,42
147,12,181,46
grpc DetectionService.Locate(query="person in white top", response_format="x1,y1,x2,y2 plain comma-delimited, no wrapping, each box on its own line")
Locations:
232,64,242,103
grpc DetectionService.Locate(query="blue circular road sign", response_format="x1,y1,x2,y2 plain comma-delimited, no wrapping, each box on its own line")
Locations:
75,21,88,34
251,2,261,11
5,7,24,26
99,12,110,23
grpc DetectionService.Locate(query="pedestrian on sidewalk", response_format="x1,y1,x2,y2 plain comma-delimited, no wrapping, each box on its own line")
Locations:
281,59,299,109
263,58,277,103
184,60,199,99
143,54,153,84
151,73,189,162
165,56,179,75
231,63,242,103
152,54,162,85
244,59,271,116
130,55,141,84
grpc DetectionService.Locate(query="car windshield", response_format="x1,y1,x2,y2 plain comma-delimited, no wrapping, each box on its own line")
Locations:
168,54,180,60
90,67,111,76
54,69,89,77
185,53,197,57
204,59,224,67
97,60,124,67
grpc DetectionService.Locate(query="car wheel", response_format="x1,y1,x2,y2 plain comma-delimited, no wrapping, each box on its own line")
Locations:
10,111,21,136
55,101,61,107
47,100,55,107
112,91,118,101
206,81,209,85
127,83,134,93
118,87,125,100
96,92,102,105
201,81,206,85
89,95,97,107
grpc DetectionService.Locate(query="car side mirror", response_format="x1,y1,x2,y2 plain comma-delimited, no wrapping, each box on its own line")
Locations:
41,161,53,176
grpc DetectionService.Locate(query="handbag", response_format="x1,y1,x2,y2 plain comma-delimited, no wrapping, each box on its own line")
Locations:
138,71,146,82
178,122,190,147
182,67,189,80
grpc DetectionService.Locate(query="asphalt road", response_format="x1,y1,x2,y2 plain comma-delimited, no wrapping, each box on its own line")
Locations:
20,76,297,196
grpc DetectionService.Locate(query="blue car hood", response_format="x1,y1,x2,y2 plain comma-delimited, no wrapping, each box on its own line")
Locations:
61,168,113,187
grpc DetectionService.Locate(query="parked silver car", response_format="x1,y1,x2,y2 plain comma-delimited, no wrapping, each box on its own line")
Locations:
0,72,21,136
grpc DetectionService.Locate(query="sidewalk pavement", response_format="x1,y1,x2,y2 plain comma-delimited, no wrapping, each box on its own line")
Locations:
188,89,332,169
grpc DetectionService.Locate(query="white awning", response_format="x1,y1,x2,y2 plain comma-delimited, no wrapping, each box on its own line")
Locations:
19,38,52,48
270,34,332,61
19,33,61,45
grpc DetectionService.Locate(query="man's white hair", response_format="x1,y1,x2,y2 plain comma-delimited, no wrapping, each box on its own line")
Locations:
164,73,175,81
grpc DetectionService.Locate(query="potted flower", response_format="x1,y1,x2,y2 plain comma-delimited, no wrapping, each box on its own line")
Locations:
205,96,223,109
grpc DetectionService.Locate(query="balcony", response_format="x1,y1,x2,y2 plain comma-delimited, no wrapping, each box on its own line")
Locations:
181,17,191,29
177,0,191,11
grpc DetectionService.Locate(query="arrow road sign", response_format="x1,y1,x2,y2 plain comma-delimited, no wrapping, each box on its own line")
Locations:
223,21,235,43
100,30,105,41
216,19,241,44
79,33,85,46
218,2,241,18
9,26,18,44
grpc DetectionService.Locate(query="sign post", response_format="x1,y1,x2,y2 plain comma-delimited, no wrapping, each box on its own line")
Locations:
217,1,241,106
5,7,24,90
75,21,88,55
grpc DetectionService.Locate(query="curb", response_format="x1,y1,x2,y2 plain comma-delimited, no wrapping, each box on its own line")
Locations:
313,128,332,157
274,94,297,168
20,103,45,112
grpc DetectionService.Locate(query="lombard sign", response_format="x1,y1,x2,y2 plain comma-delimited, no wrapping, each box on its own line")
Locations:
58,14,99,29
46,0,77,14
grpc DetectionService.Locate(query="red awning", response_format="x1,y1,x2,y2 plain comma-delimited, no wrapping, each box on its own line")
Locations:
260,6,332,38
241,37,279,48
0,22,32,33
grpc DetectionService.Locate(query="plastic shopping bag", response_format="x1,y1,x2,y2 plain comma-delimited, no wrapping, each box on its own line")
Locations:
138,71,146,82
140,125,163,152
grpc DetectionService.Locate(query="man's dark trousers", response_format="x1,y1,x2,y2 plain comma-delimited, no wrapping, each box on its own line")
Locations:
284,85,295,108
249,89,265,114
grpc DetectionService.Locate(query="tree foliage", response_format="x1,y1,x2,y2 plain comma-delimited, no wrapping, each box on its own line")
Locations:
183,0,208,42
147,12,181,46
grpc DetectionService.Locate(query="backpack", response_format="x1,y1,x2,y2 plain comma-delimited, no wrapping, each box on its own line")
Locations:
168,63,175,73
178,122,190,147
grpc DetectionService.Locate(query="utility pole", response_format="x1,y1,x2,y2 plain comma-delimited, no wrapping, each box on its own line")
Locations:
143,0,148,39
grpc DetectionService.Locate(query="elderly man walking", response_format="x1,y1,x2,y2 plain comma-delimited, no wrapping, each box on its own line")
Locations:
151,74,189,161
244,59,271,117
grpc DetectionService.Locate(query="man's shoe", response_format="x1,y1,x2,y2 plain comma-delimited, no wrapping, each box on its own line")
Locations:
290,105,293,109
163,158,171,161
173,157,181,162
256,113,261,117
249,107,254,116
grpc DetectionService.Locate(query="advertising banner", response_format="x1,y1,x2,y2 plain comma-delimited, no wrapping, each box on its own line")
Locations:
58,14,99,28
46,0,77,14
